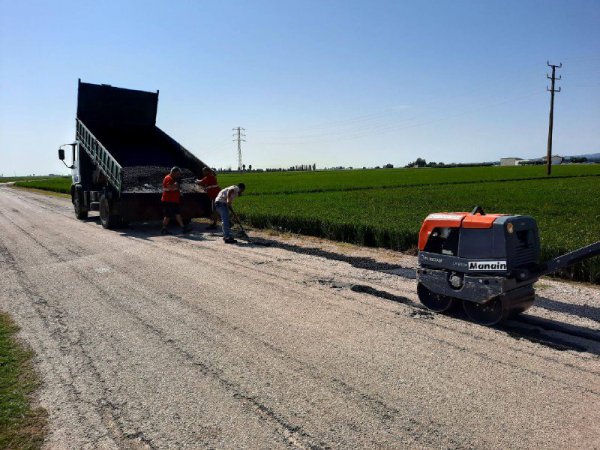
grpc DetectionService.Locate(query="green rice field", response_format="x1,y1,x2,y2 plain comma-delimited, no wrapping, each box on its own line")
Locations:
219,164,600,195
11,165,600,282
10,177,71,194
0,175,68,184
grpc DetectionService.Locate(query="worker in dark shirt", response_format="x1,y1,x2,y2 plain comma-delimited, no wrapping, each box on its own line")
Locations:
161,167,191,234
195,167,221,230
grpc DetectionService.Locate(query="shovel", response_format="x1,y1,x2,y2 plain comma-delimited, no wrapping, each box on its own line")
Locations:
229,207,250,240
229,208,271,246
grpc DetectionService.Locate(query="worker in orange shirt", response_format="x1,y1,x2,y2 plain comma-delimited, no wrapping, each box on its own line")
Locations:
161,167,191,235
195,167,221,230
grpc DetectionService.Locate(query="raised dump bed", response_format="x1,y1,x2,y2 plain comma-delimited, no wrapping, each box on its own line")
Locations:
58,81,212,228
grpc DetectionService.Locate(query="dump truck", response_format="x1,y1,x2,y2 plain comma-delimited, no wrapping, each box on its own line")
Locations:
58,80,211,228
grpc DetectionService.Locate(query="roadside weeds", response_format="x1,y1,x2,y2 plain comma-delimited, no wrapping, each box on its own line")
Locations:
0,312,47,449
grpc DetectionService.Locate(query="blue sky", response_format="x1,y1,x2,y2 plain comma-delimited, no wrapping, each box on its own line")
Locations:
1,0,599,175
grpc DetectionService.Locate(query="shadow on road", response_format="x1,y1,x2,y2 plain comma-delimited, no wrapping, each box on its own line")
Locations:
347,282,600,355
89,219,214,242
237,236,417,279
535,296,600,322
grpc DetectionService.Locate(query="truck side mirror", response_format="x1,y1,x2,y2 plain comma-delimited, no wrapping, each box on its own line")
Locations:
58,149,65,160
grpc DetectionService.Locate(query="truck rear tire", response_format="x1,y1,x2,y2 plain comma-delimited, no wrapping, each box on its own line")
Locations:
73,191,88,220
99,195,120,229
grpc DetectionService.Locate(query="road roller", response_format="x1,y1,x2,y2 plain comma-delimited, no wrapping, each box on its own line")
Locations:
416,206,600,326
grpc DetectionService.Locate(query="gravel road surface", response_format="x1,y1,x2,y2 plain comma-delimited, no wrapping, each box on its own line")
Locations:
1,185,599,449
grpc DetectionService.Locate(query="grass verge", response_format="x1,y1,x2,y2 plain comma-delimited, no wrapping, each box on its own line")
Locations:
12,178,70,194
10,186,70,199
0,176,63,183
0,313,47,449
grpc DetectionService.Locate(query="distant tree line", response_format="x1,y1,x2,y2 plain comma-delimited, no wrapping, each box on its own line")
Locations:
566,156,588,163
217,164,257,173
214,155,594,175
517,160,544,166
263,164,317,172
404,158,496,168
515,156,589,166
216,163,317,173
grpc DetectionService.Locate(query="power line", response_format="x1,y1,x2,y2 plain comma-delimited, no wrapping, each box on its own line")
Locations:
546,61,562,176
252,107,407,136
232,127,246,171
251,59,566,141
251,90,543,146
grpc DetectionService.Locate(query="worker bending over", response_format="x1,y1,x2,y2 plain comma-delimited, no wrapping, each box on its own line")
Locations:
195,167,221,230
161,167,191,235
214,183,246,244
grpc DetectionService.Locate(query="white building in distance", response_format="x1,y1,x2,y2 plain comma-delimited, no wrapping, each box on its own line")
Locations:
549,155,563,165
500,157,523,166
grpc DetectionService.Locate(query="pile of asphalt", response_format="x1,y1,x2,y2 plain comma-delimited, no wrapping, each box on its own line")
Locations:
122,166,201,193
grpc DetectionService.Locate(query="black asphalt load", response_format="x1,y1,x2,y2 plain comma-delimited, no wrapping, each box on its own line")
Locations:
122,166,196,192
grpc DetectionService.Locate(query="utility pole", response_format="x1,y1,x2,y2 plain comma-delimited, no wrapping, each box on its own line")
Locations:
232,127,246,172
546,61,562,175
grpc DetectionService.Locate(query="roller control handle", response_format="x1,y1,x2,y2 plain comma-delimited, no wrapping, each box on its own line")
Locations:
535,241,600,277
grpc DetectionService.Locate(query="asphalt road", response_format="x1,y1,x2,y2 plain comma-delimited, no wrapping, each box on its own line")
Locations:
1,185,599,449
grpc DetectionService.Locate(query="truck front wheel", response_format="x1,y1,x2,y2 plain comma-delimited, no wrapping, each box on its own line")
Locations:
99,195,120,229
73,190,88,220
